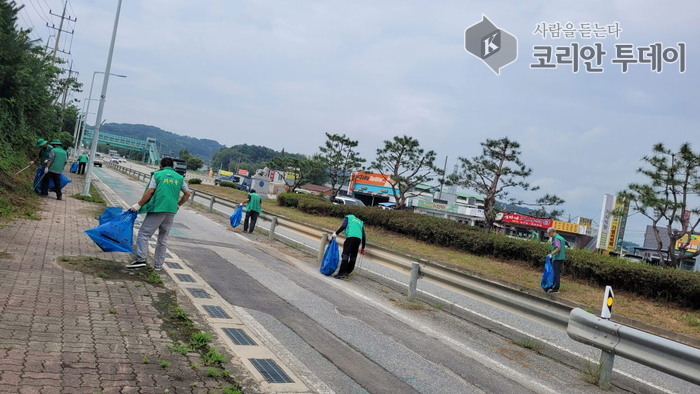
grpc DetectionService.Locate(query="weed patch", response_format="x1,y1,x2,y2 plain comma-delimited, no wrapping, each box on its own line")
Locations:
512,338,543,352
71,184,105,204
388,298,432,312
58,256,241,391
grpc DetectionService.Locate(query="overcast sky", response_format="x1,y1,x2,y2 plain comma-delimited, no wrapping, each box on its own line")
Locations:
16,0,699,244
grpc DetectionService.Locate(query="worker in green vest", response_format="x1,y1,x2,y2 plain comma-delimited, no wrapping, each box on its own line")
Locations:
546,227,567,294
31,138,53,165
240,189,262,233
331,214,366,279
78,152,89,175
41,139,67,200
126,157,192,271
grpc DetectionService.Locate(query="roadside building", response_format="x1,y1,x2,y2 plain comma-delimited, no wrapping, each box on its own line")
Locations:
496,212,593,248
642,225,699,271
348,171,395,206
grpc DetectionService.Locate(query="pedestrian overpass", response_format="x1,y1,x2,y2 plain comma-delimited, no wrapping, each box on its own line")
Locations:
82,129,161,165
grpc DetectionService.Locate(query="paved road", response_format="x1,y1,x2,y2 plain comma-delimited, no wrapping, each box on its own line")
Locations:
93,166,690,393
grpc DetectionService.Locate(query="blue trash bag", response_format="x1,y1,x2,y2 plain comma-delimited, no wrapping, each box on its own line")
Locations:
230,206,243,228
69,162,78,173
541,255,554,291
320,238,340,276
84,211,137,253
33,167,72,194
99,206,124,225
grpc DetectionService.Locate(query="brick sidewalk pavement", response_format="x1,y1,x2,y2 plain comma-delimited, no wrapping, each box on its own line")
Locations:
0,173,240,393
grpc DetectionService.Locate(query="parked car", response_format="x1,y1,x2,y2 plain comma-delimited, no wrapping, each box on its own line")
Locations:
378,202,397,210
641,250,671,266
332,196,365,206
214,174,240,186
93,153,103,167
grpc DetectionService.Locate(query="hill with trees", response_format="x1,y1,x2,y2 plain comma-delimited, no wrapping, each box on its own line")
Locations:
98,123,223,163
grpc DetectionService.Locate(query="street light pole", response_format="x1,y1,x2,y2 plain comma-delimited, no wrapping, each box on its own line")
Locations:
76,71,126,154
83,0,123,196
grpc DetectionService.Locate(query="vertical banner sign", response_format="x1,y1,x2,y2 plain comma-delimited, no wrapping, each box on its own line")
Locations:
606,196,624,252
614,199,630,252
601,286,614,319
596,194,615,250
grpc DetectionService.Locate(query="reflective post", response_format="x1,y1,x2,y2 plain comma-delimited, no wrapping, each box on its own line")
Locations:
408,262,420,301
318,233,329,264
269,217,277,240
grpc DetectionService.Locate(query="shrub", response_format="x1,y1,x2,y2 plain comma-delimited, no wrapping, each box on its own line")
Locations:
276,193,700,308
188,178,202,185
219,181,236,188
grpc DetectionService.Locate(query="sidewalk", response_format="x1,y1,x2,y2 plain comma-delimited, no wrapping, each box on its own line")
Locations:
0,173,240,393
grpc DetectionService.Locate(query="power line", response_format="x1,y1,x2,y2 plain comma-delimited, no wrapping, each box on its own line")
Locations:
67,0,75,19
28,0,50,23
46,0,76,58
33,0,52,22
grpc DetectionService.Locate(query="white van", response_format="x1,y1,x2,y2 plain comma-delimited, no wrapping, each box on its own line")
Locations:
332,196,365,206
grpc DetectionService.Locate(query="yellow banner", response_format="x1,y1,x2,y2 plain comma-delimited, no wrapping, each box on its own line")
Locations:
218,170,233,177
553,220,579,234
606,197,625,251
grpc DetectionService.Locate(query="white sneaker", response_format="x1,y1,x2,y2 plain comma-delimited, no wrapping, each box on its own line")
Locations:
125,261,147,270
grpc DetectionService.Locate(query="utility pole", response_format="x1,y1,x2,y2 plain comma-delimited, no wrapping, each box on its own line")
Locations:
60,60,75,108
47,1,76,60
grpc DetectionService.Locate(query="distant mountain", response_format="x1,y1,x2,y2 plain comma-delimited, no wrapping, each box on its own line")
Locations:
100,123,224,162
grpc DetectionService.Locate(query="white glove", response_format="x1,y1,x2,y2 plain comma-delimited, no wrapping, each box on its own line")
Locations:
547,254,552,259
331,233,337,238
129,203,141,212
43,167,49,174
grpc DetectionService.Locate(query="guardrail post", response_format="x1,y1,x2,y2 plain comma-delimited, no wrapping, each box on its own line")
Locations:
269,217,277,240
407,262,420,301
318,233,329,264
190,190,196,205
598,350,614,387
208,195,215,213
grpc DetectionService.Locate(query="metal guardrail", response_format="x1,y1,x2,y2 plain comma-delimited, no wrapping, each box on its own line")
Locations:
567,308,700,386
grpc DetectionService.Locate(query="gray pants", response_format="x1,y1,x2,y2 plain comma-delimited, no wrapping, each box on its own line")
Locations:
135,212,175,268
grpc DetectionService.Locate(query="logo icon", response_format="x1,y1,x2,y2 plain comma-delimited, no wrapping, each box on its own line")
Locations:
465,15,518,75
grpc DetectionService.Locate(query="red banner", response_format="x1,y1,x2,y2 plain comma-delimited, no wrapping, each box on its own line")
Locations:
500,213,552,228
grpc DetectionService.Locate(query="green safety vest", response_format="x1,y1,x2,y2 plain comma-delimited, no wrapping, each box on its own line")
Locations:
139,167,184,214
39,145,53,163
246,193,262,213
48,147,67,173
345,215,364,239
78,154,88,163
551,234,566,260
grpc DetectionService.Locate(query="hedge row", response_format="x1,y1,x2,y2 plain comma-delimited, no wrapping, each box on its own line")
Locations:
277,193,700,308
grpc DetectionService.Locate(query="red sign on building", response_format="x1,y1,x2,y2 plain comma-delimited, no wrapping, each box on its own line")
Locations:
500,213,553,229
